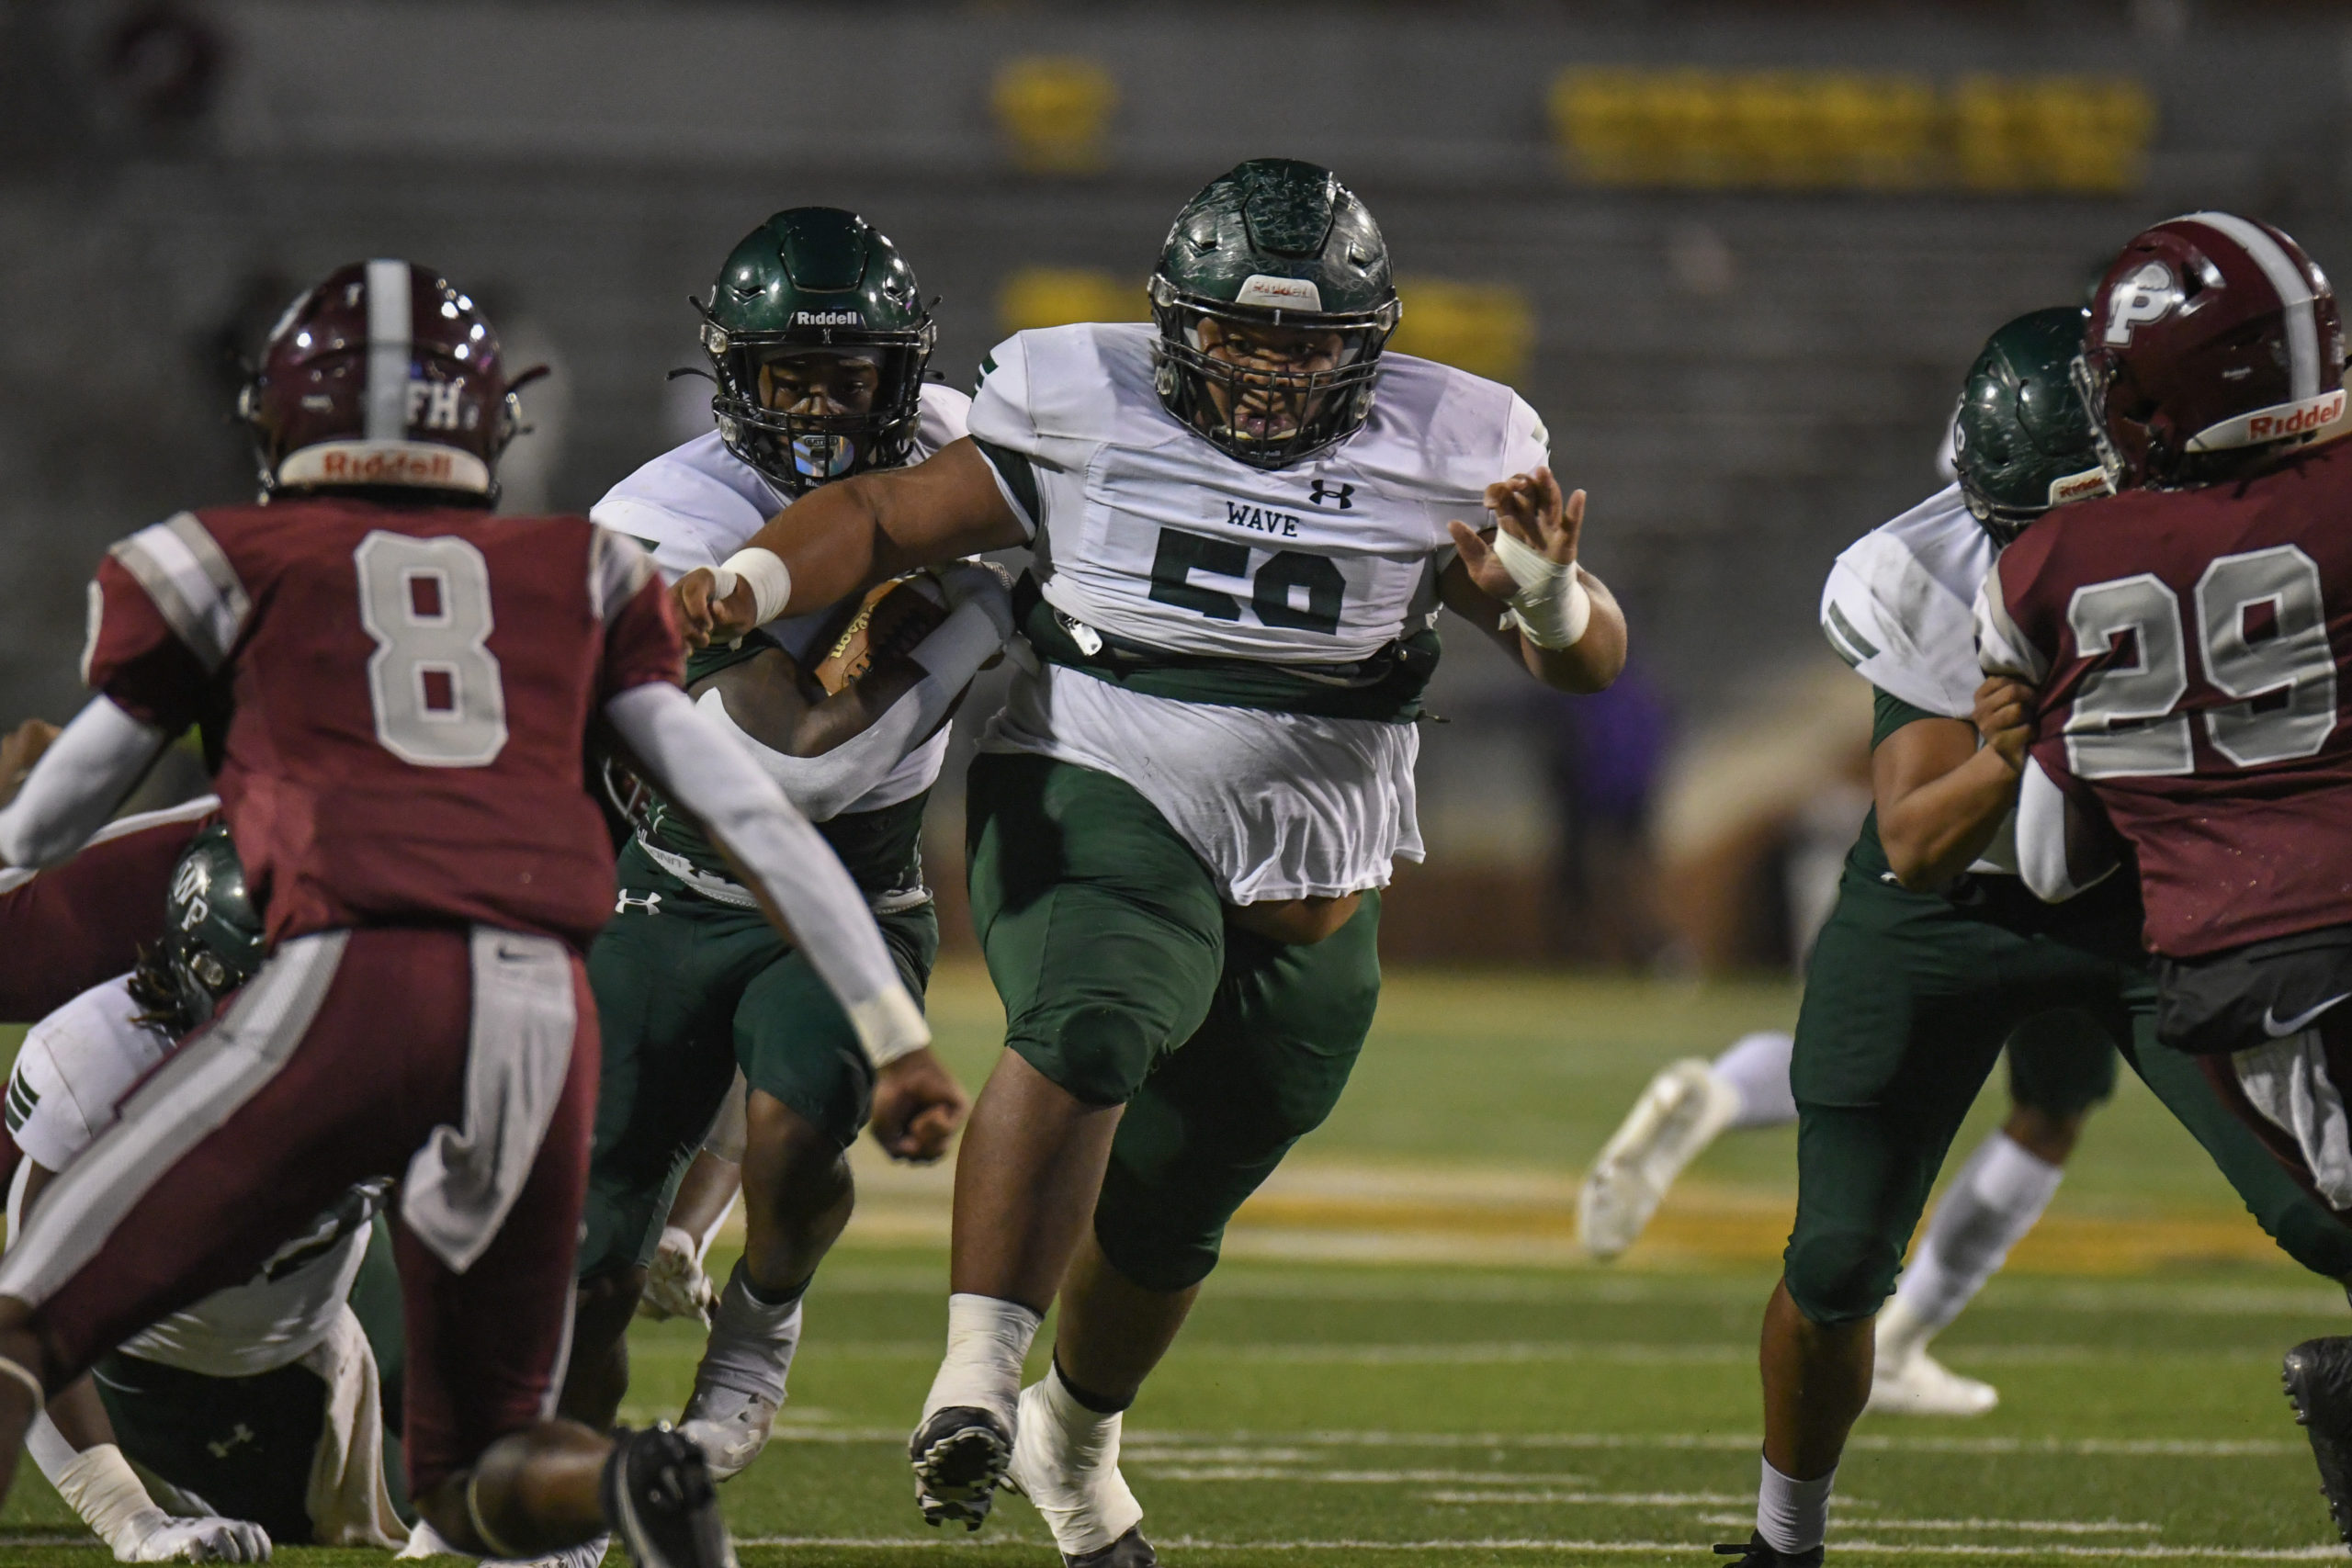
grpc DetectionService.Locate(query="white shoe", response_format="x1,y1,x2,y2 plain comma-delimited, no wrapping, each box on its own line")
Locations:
1004,1374,1146,1562
395,1519,462,1559
1577,1058,1741,1260
1869,1346,1999,1416
679,1380,780,1482
394,1518,614,1563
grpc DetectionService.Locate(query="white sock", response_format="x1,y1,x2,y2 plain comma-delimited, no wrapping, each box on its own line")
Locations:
922,1293,1042,1432
1757,1453,1836,1554
1713,1031,1798,1130
695,1261,803,1404
1016,1365,1144,1555
1891,1131,2063,1339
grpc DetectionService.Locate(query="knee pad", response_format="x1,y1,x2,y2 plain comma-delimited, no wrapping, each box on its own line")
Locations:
1091,1186,1222,1295
1782,1226,1899,1326
1006,1005,1164,1110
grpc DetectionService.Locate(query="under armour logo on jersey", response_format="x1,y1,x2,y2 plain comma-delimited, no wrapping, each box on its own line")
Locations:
1309,479,1356,510
207,1424,257,1460
616,890,662,916
2105,262,2180,345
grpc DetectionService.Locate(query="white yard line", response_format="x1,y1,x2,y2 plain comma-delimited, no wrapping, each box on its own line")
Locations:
802,1340,2274,1368
1133,1467,1600,1485
732,1536,2344,1560
1415,1490,1754,1506
766,1425,2303,1458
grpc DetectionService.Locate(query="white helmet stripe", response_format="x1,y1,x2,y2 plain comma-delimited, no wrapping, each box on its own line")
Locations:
364,258,412,444
2178,211,2321,403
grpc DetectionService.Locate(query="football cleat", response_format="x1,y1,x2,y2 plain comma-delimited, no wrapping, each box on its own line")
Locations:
508,1534,613,1568
1577,1059,1740,1260
1867,1345,1999,1417
1004,1377,1149,1566
680,1381,781,1483
910,1405,1014,1530
2283,1336,2352,1546
602,1426,736,1568
1713,1531,1825,1567
1064,1527,1159,1568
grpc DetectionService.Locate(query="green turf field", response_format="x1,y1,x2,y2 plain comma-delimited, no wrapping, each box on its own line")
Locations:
0,964,2344,1565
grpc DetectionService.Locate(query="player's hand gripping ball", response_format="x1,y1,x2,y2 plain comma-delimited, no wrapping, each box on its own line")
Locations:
806,573,953,694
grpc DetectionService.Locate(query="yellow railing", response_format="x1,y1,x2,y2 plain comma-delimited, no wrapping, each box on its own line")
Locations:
1550,67,2154,194
992,56,1119,175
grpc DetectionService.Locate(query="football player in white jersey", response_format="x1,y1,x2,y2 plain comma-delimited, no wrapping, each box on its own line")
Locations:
1577,320,2138,1416
554,208,994,1487
1671,310,2352,1567
7,825,402,1561
673,159,1627,1566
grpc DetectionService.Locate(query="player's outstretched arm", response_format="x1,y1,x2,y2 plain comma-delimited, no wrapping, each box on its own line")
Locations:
0,700,171,871
695,562,1014,820
602,682,932,1067
1440,467,1627,694
674,438,1027,649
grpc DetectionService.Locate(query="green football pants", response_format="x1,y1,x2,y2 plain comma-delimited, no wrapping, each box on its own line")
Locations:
967,750,1385,1292
1787,865,2352,1325
577,841,938,1281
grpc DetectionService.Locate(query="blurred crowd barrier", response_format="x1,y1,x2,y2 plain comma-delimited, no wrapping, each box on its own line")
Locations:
4,0,2347,969
1551,68,2155,194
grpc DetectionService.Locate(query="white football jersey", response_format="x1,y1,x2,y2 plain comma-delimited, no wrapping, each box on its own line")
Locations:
6,978,375,1378
1818,483,2016,874
589,381,972,816
972,322,1547,664
968,322,1549,902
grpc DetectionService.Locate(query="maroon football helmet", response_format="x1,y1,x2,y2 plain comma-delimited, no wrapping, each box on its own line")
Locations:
239,260,532,502
2076,213,2347,490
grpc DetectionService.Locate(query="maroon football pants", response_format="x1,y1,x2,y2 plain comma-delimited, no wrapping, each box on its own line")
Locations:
0,925,595,1495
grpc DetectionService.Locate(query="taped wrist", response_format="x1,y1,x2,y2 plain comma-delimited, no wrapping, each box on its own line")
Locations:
712,547,792,626
1488,527,1591,649
51,1442,162,1553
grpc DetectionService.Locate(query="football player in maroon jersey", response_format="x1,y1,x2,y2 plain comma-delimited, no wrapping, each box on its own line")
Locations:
1978,212,2352,1548
0,260,932,1568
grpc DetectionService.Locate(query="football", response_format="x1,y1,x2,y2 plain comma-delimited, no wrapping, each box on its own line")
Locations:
805,571,950,695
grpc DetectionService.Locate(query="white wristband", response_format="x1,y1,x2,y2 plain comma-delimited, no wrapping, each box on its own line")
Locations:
711,547,793,626
51,1442,160,1553
1489,527,1592,649
850,987,932,1070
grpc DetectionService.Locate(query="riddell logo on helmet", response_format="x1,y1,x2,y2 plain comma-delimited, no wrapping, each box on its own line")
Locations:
793,310,863,327
2048,468,2113,505
1235,275,1324,311
2186,389,2349,453
277,439,493,494
322,448,456,482
2245,398,2345,441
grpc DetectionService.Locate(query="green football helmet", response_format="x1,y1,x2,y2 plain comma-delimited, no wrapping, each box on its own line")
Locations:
695,207,935,496
1951,306,2111,544
1150,159,1402,469
153,824,267,1035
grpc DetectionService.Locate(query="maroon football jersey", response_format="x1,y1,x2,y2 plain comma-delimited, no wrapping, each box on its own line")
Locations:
84,500,682,950
1992,438,2352,958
